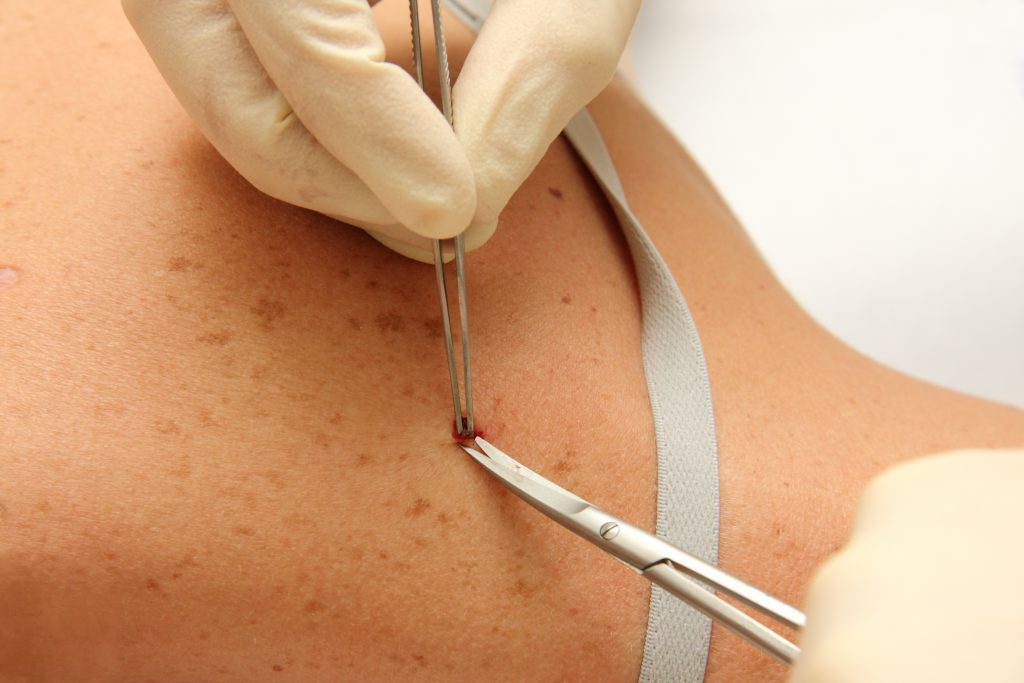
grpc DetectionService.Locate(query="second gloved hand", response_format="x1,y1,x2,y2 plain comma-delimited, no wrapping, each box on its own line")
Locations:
790,449,1024,683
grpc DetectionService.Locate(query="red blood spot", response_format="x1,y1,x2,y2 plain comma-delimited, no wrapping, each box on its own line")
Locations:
451,419,485,443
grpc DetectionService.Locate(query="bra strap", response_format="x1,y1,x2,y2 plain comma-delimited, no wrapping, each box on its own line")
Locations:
564,109,721,683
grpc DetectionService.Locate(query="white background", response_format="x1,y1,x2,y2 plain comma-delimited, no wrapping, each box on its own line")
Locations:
626,0,1024,408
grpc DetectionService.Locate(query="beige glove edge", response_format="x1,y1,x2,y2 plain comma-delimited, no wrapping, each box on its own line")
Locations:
790,448,1024,683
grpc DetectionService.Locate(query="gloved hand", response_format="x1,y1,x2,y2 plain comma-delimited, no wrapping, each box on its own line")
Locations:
789,449,1024,683
453,0,641,242
122,0,475,261
122,0,641,262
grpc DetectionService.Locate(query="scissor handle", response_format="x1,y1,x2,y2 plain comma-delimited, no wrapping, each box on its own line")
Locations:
644,561,801,666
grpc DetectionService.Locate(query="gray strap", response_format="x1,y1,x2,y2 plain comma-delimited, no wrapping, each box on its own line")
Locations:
564,110,721,683
438,3,720,675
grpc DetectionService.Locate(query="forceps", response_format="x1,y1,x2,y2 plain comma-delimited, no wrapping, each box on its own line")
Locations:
461,438,806,666
409,0,474,437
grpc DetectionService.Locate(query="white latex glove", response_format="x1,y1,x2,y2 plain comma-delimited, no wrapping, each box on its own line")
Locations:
453,0,641,236
122,0,476,261
790,449,1024,683
123,0,641,262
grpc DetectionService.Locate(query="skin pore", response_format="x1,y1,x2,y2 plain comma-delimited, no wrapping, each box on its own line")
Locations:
1,1,1022,681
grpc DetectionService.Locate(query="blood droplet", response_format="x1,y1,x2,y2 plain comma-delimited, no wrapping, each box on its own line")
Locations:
452,419,484,443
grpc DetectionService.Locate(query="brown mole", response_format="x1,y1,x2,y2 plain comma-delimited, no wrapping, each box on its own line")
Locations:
374,311,404,333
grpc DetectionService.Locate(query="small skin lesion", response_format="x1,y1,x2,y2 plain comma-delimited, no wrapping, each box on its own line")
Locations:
251,297,287,331
196,331,232,346
0,266,20,290
405,498,431,517
553,458,575,474
153,419,182,436
422,317,443,339
166,256,194,272
303,600,327,614
375,311,404,334
513,578,536,598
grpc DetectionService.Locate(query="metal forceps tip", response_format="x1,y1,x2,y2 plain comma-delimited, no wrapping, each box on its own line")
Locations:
410,0,474,437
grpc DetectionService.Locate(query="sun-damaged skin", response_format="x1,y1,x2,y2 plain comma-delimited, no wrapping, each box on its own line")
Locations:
1,2,1022,682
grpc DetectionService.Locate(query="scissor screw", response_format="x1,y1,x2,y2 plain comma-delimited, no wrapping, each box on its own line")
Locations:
599,522,620,540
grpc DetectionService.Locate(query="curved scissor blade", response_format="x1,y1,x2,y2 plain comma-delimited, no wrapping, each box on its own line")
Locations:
461,437,589,519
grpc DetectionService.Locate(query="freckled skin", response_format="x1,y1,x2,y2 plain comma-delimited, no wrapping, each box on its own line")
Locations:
1,2,1023,683
251,298,287,331
374,311,404,334
196,331,232,346
406,499,432,517
166,256,193,272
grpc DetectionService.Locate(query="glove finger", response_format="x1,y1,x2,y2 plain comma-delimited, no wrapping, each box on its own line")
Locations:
123,0,401,229
226,0,476,238
453,0,641,225
367,216,498,264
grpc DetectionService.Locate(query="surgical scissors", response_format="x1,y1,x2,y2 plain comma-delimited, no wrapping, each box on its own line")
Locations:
409,0,475,438
461,437,806,666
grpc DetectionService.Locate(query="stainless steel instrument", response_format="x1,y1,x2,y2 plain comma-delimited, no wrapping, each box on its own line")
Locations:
462,437,806,666
410,0,475,437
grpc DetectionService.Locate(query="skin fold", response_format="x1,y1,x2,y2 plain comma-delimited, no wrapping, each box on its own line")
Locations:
1,1,1022,681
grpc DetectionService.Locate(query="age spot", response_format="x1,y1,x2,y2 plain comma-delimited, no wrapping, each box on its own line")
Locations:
406,498,431,517
304,599,327,614
375,311,404,333
167,256,193,272
251,297,286,331
422,317,443,339
0,267,20,290
196,331,232,346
